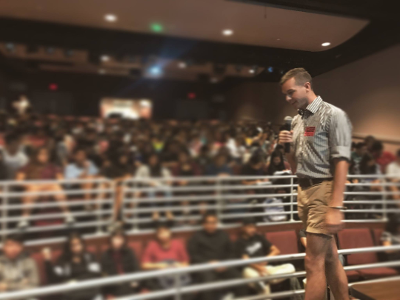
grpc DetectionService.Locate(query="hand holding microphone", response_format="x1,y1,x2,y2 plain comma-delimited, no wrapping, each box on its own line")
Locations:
279,116,293,153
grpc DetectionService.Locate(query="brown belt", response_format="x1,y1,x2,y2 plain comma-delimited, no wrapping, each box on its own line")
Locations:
298,178,333,189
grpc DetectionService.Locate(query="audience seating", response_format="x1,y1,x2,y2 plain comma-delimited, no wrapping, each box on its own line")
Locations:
265,230,299,254
338,229,398,279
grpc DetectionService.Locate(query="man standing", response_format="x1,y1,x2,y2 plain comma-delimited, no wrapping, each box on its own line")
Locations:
279,68,352,300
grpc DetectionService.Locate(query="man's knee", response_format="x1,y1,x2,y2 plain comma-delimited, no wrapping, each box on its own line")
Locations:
305,254,324,273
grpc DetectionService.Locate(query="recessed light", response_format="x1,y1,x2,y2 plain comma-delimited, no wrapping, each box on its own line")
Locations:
105,14,117,22
149,66,162,75
178,62,187,69
268,67,274,73
210,77,218,83
101,55,110,62
222,29,233,36
249,69,255,74
322,42,331,47
99,69,106,74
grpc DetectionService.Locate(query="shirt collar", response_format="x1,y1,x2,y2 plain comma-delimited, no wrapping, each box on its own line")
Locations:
298,96,323,116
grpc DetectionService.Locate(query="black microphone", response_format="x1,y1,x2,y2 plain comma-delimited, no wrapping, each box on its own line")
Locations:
282,116,293,153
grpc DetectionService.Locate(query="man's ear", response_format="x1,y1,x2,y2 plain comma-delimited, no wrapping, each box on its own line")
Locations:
304,82,312,91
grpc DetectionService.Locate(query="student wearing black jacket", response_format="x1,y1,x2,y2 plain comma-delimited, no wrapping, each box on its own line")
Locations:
188,212,246,300
42,232,102,300
101,229,141,297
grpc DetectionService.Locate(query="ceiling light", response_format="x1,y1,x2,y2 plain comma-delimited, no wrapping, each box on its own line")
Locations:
249,66,258,74
150,23,164,33
210,77,218,83
149,66,162,75
178,62,187,69
249,69,255,74
268,67,274,73
98,69,106,74
322,42,331,47
101,55,110,62
105,14,117,22
222,29,233,36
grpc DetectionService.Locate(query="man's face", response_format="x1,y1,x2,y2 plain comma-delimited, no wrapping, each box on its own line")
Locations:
3,240,23,260
243,224,257,237
281,77,310,110
203,216,218,234
74,151,86,164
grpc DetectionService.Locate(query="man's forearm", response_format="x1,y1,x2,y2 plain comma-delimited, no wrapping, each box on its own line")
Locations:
330,159,349,207
285,152,297,174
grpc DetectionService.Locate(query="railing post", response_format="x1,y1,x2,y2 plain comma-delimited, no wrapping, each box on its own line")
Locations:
174,273,181,300
216,177,223,225
2,184,8,242
290,176,294,222
132,180,139,233
382,176,388,222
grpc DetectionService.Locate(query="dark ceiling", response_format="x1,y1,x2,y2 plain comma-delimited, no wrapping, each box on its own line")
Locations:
0,0,399,84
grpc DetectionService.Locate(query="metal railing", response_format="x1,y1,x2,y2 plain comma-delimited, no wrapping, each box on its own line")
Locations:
0,178,115,242
0,244,399,300
0,174,399,245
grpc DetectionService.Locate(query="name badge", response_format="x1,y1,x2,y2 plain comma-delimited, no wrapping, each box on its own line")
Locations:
304,126,316,136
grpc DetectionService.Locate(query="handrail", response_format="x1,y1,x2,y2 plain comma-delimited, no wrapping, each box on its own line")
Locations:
0,245,399,300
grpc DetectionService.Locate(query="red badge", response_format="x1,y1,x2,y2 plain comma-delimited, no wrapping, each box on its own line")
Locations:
304,126,316,136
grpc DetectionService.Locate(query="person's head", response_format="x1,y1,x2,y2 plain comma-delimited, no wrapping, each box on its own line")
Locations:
214,153,227,167
178,151,190,164
73,148,87,165
280,68,315,110
370,141,384,158
364,135,376,150
249,154,264,170
202,212,218,234
4,132,22,154
272,151,283,166
155,222,172,244
242,218,257,237
110,229,127,251
359,153,377,174
3,234,24,260
32,147,50,165
386,214,400,235
64,232,85,259
355,142,367,156
148,153,160,167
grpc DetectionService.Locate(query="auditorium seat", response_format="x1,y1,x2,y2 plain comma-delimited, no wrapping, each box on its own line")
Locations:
265,231,298,254
373,229,384,246
338,229,398,279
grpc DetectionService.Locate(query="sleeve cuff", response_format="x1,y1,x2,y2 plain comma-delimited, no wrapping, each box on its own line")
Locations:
331,146,351,161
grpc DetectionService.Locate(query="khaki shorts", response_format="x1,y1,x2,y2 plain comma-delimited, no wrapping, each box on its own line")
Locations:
297,180,333,236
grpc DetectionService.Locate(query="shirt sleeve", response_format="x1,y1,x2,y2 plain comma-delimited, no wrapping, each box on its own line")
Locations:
261,236,272,255
328,108,352,162
88,161,99,176
64,164,79,179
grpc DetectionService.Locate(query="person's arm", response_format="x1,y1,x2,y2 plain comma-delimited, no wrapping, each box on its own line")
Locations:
326,110,352,234
15,171,26,181
300,237,307,248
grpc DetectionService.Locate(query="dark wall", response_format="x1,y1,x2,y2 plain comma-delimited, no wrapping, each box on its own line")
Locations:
3,71,227,119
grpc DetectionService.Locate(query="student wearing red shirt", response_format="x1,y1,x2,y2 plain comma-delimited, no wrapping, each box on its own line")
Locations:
142,221,192,298
370,141,396,173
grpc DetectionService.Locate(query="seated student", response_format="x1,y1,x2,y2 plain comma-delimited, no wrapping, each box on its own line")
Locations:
42,232,102,300
188,212,246,300
16,147,75,229
101,229,141,298
265,150,291,176
142,220,192,298
235,219,296,296
0,234,39,293
64,148,101,209
382,214,400,268
386,149,400,202
370,141,396,174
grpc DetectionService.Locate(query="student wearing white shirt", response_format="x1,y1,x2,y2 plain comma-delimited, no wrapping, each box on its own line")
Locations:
387,149,400,201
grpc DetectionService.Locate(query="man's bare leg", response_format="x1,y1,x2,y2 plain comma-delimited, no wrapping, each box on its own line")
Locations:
304,233,330,300
325,238,349,300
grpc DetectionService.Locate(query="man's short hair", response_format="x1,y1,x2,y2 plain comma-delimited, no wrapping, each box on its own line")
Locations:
280,68,313,89
242,218,257,226
5,234,25,245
